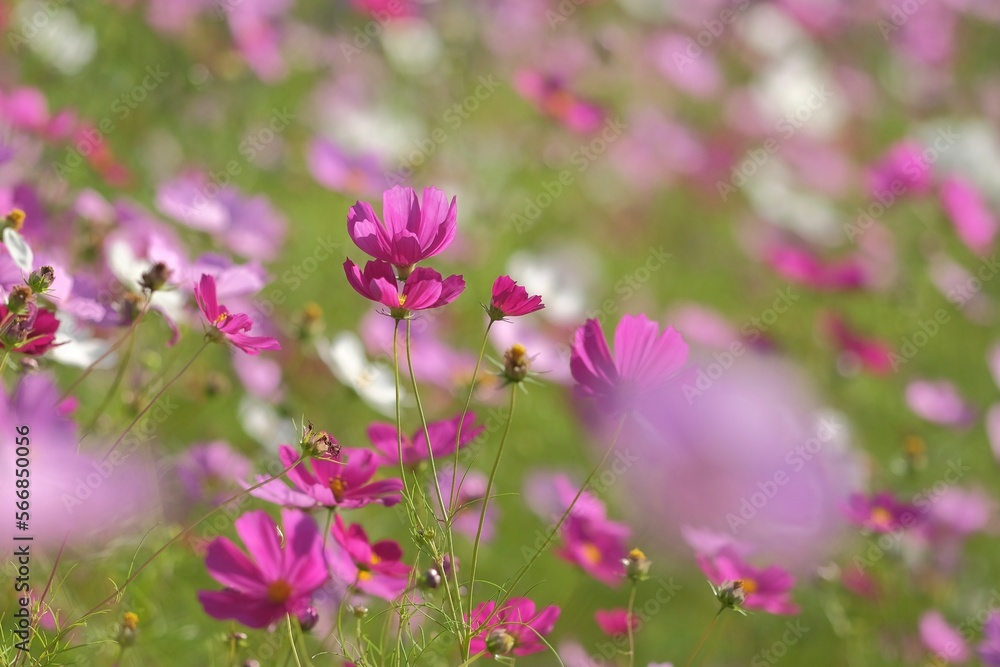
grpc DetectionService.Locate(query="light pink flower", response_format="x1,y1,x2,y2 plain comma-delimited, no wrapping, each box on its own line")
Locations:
919,611,970,664
940,175,998,255
905,379,976,428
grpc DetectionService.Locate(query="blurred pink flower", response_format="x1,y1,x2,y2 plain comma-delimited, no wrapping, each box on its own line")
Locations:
468,597,560,657
177,441,253,506
326,515,411,600
250,445,402,510
307,138,383,196
488,275,544,320
864,140,935,199
920,611,970,664
434,467,497,542
905,379,976,428
981,613,1000,666
367,412,483,467
344,259,465,312
697,547,799,615
595,608,640,638
649,33,722,99
347,185,457,270
762,243,868,291
844,491,923,533
513,70,604,133
195,273,281,355
939,175,998,255
0,303,59,356
821,312,894,375
197,509,327,628
570,314,688,415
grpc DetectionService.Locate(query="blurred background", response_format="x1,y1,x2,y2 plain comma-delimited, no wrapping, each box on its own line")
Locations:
2,0,1000,664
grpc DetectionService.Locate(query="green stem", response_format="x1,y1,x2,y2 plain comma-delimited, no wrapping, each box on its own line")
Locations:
465,386,516,631
0,347,12,379
683,610,723,667
484,413,629,626
626,583,637,667
100,339,209,463
403,319,465,631
287,614,305,667
448,321,493,513
82,318,138,439
60,296,150,401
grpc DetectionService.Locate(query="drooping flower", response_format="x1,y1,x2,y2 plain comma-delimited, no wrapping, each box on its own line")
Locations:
844,492,923,533
249,445,402,510
570,314,688,415
696,547,799,615
194,273,280,355
344,259,465,314
487,275,544,320
326,515,411,601
347,185,457,272
367,412,484,467
197,509,328,629
468,597,560,658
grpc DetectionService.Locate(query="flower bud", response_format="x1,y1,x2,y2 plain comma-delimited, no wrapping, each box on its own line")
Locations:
117,612,139,647
351,605,369,619
300,420,341,459
3,209,25,232
139,262,172,293
419,567,442,590
27,266,55,294
715,580,747,611
502,344,530,383
486,629,516,656
623,548,651,582
298,607,319,632
6,285,34,315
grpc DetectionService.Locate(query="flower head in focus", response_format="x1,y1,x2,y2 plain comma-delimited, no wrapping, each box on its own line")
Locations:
326,515,411,600
194,274,280,355
344,259,464,318
468,597,560,657
487,275,544,321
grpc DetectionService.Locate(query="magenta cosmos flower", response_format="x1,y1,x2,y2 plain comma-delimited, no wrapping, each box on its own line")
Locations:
696,547,799,615
367,412,484,467
344,259,464,313
347,185,457,271
194,274,280,355
844,491,923,533
919,611,970,663
595,608,640,638
0,303,59,355
197,509,328,629
570,314,688,415
468,597,561,658
250,445,402,510
326,515,411,600
487,275,544,320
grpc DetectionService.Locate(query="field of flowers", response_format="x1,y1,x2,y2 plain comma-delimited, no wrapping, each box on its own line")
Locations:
2,0,1000,665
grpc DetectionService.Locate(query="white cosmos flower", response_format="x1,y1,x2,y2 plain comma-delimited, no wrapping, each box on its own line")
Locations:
316,332,400,416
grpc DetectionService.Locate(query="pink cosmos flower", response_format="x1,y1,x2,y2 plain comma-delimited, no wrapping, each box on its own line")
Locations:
981,614,1000,666
367,412,484,467
468,597,561,657
326,515,410,600
250,445,402,510
434,467,496,542
344,260,465,313
488,275,544,320
697,548,799,615
513,70,604,133
905,379,976,428
920,611,970,663
844,492,923,533
570,314,688,415
347,186,457,270
864,140,934,199
195,274,280,355
0,303,59,356
307,138,383,196
595,608,640,638
940,175,998,255
821,312,894,375
762,243,868,291
197,509,328,629
177,441,253,506
921,486,993,571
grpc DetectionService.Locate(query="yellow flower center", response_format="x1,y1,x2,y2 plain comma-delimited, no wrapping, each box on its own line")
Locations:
357,553,382,581
122,612,139,630
329,477,347,503
629,548,646,561
6,209,26,231
213,312,228,326
581,543,602,565
266,580,293,604
738,578,758,595
870,507,893,527
398,294,407,307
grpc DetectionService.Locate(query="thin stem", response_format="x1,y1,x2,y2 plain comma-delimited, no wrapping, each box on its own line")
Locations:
100,339,210,463
41,460,301,653
449,321,493,513
287,614,305,667
404,319,465,630
466,386,516,625
484,413,629,627
82,319,138,438
626,583,637,667
60,296,150,401
0,347,11,379
683,610,723,667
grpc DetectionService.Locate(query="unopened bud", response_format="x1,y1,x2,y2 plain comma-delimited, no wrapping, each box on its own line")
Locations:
27,266,55,294
486,629,516,656
715,580,747,611
503,343,530,383
298,607,319,632
623,548,651,582
139,262,172,292
6,285,34,315
117,612,139,647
